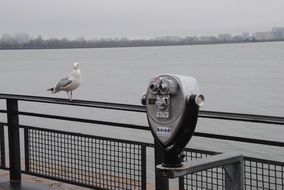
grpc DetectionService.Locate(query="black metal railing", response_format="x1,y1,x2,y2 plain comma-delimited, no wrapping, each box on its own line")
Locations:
23,125,147,190
180,148,284,190
243,157,284,190
0,93,283,190
0,125,5,169
180,149,224,190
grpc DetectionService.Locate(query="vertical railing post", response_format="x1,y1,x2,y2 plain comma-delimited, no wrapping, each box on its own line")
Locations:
224,159,243,190
6,99,21,183
141,145,147,190
0,124,5,168
24,128,29,173
179,176,185,190
154,140,169,190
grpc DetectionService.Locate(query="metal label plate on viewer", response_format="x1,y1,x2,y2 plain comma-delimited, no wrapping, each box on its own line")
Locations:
156,111,169,118
157,127,171,137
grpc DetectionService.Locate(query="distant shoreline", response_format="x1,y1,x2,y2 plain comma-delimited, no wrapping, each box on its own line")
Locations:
0,39,283,50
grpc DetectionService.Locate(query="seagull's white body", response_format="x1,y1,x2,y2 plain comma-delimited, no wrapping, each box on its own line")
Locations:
48,63,81,101
64,67,81,92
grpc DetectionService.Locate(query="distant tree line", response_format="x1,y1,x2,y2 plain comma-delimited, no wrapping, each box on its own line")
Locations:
0,33,282,50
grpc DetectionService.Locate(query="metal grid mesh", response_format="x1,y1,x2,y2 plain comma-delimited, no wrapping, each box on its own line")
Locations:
26,127,144,190
244,158,284,190
182,149,284,190
182,150,224,190
0,125,4,168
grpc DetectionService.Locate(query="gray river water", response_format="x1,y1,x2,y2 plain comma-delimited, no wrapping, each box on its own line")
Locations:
0,42,283,162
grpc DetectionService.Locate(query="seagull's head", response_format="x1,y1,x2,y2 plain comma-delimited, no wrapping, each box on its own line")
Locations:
73,62,80,70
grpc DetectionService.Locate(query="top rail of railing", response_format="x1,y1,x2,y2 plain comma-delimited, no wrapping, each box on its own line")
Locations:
0,93,283,148
0,93,283,125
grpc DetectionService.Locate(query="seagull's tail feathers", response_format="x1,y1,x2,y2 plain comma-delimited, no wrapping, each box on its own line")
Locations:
47,87,59,94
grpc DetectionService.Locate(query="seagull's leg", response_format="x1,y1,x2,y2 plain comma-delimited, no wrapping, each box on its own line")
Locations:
66,91,71,100
70,91,73,101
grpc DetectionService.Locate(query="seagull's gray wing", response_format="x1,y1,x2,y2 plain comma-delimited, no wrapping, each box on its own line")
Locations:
54,77,72,92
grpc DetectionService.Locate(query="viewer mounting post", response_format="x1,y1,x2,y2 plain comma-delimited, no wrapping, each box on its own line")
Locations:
7,99,21,183
154,140,169,190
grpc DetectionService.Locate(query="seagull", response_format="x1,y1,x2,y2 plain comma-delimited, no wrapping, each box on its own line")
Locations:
47,63,81,101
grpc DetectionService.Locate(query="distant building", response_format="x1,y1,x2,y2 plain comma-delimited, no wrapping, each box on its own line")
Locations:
218,34,232,41
154,36,183,42
272,27,284,40
14,33,30,45
241,32,251,40
253,31,272,40
198,36,217,42
184,36,199,43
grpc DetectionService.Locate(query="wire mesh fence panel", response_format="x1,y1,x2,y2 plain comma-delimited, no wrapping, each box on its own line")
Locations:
25,127,145,190
182,149,225,190
244,158,284,190
181,149,284,190
0,125,5,168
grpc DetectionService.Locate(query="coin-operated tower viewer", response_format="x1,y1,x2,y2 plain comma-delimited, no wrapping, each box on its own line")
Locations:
141,74,205,167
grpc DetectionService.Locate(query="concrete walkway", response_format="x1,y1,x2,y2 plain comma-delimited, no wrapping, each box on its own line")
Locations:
0,170,157,190
0,170,90,190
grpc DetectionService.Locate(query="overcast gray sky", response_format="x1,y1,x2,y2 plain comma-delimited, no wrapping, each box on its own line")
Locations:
1,0,284,39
